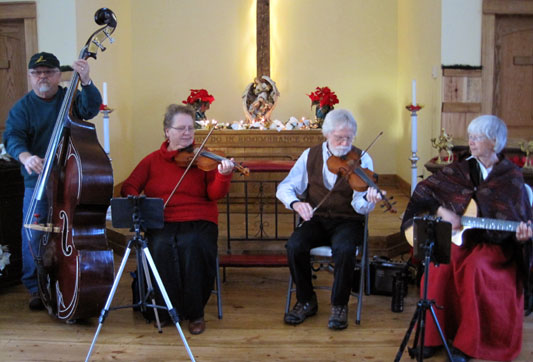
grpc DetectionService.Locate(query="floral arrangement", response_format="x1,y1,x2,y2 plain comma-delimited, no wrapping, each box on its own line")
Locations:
182,89,215,106
307,86,339,108
0,244,11,276
307,86,339,127
182,89,215,124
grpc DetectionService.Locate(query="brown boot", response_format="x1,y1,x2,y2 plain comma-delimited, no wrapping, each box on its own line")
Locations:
188,317,205,334
328,304,348,330
284,294,318,325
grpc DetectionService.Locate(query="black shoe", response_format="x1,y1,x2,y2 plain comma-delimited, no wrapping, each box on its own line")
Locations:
450,346,470,362
407,345,438,359
284,294,318,325
29,292,44,310
328,304,348,330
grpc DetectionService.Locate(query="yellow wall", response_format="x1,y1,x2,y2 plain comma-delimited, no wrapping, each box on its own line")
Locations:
75,0,134,186
397,0,442,185
3,0,445,187
272,1,399,176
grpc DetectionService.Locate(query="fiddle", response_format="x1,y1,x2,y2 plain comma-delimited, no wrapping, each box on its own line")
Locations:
174,145,250,176
327,150,397,213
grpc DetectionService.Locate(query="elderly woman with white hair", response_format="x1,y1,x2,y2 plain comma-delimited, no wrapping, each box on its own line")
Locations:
276,109,385,330
401,115,533,361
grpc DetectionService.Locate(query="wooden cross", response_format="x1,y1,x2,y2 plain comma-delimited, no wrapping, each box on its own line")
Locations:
256,0,270,78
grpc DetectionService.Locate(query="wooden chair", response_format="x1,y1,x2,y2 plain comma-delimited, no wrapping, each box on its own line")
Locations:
284,214,370,325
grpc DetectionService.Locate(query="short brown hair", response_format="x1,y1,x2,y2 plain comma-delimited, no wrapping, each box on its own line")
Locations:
163,104,195,130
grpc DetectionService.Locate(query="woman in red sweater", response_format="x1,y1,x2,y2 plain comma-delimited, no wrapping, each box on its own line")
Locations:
121,104,233,334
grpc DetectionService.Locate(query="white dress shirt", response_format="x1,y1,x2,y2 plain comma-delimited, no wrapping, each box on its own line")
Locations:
276,141,377,215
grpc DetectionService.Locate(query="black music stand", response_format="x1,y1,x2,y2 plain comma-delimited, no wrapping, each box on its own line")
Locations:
85,196,195,362
394,216,453,362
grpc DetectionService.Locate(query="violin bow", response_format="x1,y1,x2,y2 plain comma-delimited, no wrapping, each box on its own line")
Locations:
360,131,383,158
163,126,216,208
297,175,344,228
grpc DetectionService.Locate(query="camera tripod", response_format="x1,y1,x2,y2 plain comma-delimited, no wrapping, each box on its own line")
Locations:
394,217,453,362
85,197,195,362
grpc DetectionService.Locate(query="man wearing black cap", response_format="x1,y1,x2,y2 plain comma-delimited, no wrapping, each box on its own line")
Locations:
2,52,102,310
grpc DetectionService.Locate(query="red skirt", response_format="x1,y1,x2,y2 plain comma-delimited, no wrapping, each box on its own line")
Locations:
421,243,524,361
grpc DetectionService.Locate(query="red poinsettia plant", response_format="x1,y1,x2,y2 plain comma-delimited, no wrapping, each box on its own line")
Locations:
182,89,215,105
307,86,339,108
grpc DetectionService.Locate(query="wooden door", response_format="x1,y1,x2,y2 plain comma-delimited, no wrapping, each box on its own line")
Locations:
0,20,27,134
0,2,37,137
494,16,533,139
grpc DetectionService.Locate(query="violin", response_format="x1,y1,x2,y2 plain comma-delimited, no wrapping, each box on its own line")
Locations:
327,150,397,213
174,146,250,176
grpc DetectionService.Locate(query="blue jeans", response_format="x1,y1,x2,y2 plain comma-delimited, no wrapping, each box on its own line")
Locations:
21,187,48,293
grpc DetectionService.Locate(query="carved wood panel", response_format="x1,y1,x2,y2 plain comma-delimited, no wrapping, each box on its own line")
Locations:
0,2,37,138
0,20,26,134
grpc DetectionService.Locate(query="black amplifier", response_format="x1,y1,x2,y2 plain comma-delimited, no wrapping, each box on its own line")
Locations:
368,257,408,296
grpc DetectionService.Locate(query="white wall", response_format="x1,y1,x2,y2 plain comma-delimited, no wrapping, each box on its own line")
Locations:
441,0,482,66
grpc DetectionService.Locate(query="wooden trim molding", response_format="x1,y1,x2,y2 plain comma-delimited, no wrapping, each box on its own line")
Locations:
442,68,482,77
0,2,36,20
481,13,495,114
442,102,482,113
483,0,533,15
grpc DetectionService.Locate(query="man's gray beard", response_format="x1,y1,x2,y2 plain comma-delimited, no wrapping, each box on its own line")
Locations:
330,145,351,157
38,83,50,93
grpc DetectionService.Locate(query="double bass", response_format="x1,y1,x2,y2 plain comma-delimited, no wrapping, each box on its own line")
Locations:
23,8,117,322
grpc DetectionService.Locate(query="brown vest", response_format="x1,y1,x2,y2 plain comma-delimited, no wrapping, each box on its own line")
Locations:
305,144,364,220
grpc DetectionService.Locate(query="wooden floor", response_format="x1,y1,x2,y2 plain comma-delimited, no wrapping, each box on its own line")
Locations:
1,186,532,361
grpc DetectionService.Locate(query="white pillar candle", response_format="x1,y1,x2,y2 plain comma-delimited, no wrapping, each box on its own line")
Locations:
103,82,108,105
411,79,416,105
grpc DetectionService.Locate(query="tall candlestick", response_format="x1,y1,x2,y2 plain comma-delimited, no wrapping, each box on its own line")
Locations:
103,115,110,154
409,79,419,195
103,82,108,105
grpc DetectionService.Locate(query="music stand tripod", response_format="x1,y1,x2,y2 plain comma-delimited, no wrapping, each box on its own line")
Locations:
85,196,195,362
394,216,453,362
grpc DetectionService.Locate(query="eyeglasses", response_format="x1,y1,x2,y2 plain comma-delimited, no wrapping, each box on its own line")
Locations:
331,135,353,143
29,69,59,77
468,134,487,142
169,126,195,132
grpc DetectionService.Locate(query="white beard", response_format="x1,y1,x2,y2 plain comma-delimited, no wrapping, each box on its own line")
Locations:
329,145,351,157
38,83,51,93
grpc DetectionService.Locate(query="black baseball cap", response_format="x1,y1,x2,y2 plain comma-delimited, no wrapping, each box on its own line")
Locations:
28,52,60,69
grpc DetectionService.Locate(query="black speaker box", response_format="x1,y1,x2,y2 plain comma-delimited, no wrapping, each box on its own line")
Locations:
368,257,407,296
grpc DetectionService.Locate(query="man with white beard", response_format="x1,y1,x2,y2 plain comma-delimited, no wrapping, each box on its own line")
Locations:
3,52,102,310
276,109,384,330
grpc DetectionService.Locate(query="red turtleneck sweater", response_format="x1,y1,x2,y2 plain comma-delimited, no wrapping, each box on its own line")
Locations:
121,141,232,224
